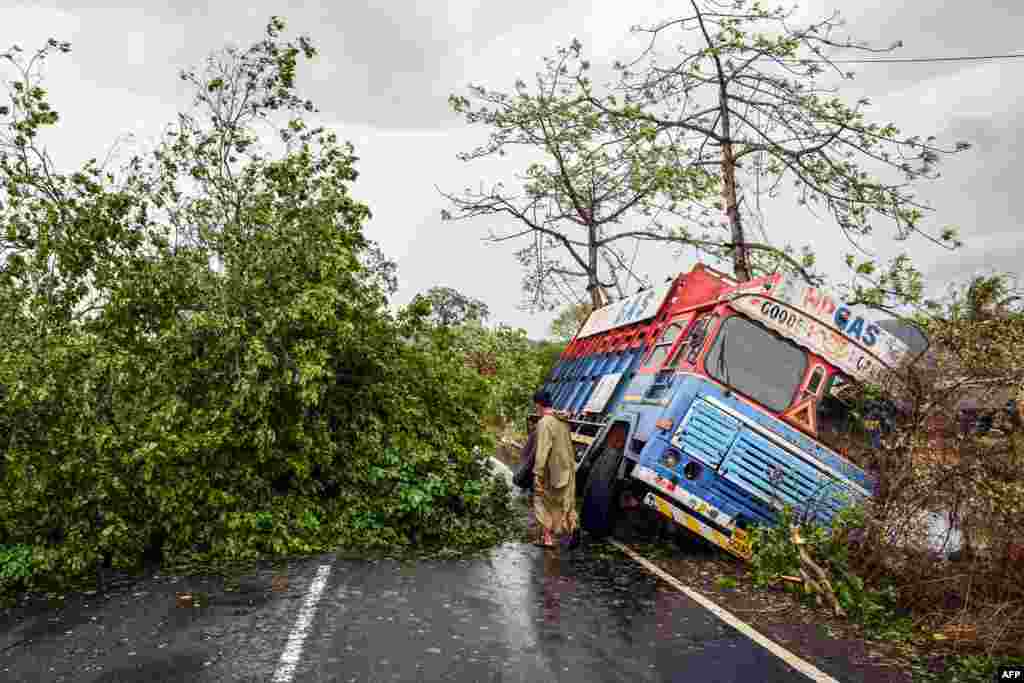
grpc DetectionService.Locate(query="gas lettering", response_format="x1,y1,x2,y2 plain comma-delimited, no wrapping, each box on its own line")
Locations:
834,306,878,347
846,316,865,340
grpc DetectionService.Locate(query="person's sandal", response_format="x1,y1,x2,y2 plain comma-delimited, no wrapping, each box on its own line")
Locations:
534,531,556,548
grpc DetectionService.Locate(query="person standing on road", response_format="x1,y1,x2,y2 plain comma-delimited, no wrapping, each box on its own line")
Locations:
532,390,577,548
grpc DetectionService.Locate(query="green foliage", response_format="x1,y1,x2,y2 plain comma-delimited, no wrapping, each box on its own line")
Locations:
0,21,514,596
714,575,738,590
548,302,593,342
749,506,912,642
446,322,561,431
0,544,36,590
531,339,564,387
419,286,490,326
841,253,931,312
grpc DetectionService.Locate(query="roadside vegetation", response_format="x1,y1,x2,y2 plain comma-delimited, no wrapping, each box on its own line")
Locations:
0,20,558,601
737,274,1024,680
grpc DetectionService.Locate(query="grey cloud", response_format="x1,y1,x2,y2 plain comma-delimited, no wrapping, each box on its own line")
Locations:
925,247,1023,290
46,0,580,129
817,0,1024,96
908,112,1024,291
926,114,1024,234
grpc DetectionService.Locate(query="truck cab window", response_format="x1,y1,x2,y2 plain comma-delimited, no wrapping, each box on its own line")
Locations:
669,314,712,368
646,317,697,399
816,372,859,453
644,322,683,369
807,366,825,395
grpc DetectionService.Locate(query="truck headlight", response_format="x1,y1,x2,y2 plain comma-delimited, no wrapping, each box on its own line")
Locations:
684,461,702,480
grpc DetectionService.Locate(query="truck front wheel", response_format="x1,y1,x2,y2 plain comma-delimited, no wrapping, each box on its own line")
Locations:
580,445,622,539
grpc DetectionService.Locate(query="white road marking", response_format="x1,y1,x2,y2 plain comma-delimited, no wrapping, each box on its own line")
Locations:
272,564,332,683
608,539,841,683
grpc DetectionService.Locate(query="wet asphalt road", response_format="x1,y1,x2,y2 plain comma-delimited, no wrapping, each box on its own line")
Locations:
0,535,824,683
298,545,804,683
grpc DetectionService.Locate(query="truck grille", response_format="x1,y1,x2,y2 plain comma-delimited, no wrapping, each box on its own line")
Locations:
720,430,846,521
675,397,857,524
672,399,740,467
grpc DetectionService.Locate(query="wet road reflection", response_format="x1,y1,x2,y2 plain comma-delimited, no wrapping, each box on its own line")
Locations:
299,541,806,682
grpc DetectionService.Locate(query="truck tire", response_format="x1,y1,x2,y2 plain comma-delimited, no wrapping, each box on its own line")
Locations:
581,445,622,539
575,450,593,497
575,465,589,497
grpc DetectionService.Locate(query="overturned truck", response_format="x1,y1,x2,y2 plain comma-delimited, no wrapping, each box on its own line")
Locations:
533,264,926,559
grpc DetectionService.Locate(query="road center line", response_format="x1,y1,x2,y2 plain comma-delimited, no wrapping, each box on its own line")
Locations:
608,539,840,683
272,563,333,683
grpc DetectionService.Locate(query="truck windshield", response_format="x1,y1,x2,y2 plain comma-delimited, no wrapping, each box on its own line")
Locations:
704,315,808,413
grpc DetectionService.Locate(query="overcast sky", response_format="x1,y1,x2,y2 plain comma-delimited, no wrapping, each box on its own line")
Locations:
5,1,1024,338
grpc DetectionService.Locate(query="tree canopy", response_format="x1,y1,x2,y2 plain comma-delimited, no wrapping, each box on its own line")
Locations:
420,285,491,326
443,0,969,311
443,42,708,310
548,301,593,341
593,0,968,281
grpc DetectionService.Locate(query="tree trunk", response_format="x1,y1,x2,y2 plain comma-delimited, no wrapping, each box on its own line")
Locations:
721,141,751,282
696,0,752,284
586,219,607,308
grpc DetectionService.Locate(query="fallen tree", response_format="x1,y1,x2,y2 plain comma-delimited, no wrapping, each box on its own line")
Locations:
0,20,514,596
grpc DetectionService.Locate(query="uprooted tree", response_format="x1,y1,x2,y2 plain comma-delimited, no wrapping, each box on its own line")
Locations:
0,20,513,594
857,274,1024,652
